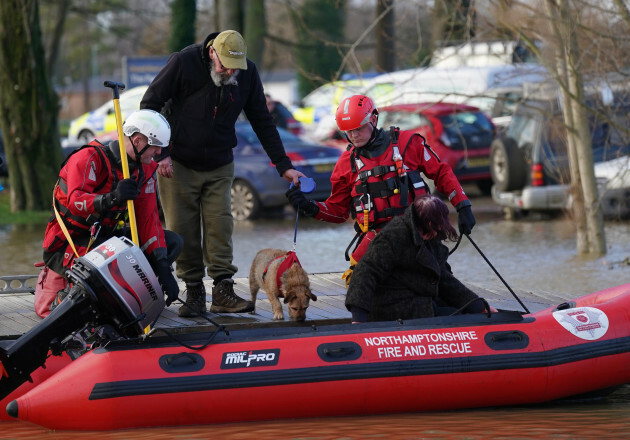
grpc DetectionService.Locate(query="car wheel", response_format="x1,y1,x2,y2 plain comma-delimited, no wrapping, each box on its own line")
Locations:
490,138,527,192
78,129,95,144
476,179,493,195
231,180,261,221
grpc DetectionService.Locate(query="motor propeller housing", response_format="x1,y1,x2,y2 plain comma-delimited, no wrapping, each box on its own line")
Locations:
0,237,165,401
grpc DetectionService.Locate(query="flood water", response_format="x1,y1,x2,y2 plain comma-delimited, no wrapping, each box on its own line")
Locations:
1,194,630,438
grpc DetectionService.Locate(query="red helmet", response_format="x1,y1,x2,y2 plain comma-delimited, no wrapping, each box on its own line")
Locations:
335,95,378,131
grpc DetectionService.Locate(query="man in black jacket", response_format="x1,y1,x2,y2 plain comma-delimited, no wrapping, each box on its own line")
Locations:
141,30,304,317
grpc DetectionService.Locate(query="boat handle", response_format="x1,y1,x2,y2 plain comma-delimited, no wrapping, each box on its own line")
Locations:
166,352,198,365
491,331,523,342
317,342,362,362
324,347,356,357
159,352,205,373
484,330,529,350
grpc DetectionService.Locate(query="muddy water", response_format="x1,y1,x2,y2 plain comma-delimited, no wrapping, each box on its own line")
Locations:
0,389,629,439
3,204,629,297
1,202,630,438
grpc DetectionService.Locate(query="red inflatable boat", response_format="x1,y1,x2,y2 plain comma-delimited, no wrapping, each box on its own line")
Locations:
6,282,630,430
2,237,630,430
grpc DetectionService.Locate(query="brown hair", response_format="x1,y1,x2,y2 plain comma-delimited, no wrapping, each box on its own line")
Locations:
413,194,459,242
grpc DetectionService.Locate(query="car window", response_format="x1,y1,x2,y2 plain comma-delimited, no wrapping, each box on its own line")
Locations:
438,111,495,149
591,108,630,160
379,110,425,130
508,113,539,149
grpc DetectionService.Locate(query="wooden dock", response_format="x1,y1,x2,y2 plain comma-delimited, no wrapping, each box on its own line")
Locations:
0,273,573,339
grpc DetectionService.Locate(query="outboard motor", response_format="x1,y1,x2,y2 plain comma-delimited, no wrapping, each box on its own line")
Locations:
0,236,164,400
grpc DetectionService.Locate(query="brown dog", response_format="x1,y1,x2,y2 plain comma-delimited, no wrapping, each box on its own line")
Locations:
249,248,317,321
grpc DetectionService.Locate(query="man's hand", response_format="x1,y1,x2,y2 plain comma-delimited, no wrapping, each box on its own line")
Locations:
282,169,306,186
456,201,476,236
97,178,140,211
156,157,173,178
154,259,179,306
286,186,319,217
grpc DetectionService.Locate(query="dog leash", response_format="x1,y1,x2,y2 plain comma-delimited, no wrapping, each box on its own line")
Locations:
290,177,316,252
293,205,299,252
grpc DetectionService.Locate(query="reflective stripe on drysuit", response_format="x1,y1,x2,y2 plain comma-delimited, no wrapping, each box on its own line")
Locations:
42,140,164,270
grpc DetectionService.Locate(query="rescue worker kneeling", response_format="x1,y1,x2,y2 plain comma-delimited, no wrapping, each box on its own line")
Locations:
286,95,476,285
345,195,496,323
34,109,182,318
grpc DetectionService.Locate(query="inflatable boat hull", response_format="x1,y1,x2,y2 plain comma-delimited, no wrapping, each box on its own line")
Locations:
7,283,630,430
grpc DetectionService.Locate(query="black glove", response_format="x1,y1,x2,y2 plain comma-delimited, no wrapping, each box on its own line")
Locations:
153,259,179,306
285,186,319,218
98,178,140,211
456,202,476,236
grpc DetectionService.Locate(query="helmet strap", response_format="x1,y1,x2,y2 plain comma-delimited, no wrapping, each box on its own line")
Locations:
131,134,152,160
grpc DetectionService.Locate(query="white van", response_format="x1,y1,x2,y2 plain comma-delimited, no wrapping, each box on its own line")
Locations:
364,64,550,129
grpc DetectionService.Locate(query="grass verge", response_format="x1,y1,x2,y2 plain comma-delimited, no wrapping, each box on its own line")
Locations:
0,189,50,225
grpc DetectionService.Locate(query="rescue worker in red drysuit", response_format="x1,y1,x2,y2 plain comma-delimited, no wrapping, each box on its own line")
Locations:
286,95,476,285
34,109,183,318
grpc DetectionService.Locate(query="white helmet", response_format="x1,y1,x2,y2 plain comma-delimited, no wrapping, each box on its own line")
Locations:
122,109,171,147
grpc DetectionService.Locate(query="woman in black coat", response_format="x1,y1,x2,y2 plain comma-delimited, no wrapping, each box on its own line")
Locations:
346,194,493,323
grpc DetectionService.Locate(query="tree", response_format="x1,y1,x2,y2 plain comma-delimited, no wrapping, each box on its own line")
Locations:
168,0,196,53
243,0,266,66
375,0,395,73
543,0,605,254
292,0,346,98
484,0,630,255
0,0,64,211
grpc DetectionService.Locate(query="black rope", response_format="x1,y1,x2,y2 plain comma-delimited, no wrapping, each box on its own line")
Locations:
143,296,231,350
449,233,463,255
463,234,531,314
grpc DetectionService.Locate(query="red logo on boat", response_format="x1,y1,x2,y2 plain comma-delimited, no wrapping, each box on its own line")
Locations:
553,307,609,340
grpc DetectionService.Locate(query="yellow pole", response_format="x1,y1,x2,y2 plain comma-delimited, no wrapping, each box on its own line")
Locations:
104,81,139,246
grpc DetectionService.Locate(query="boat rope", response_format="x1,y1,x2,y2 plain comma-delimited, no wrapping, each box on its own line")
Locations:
145,324,225,351
143,304,230,350
463,234,531,314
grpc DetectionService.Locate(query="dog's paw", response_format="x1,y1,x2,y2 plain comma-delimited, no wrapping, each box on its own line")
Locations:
272,313,285,320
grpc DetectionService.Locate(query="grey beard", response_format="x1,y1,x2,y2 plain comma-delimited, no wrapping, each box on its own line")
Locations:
210,68,238,87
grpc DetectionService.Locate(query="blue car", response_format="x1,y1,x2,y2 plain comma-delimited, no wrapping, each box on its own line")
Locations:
232,122,341,220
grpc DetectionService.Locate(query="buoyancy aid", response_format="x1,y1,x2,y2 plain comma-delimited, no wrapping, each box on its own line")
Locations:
43,140,152,259
53,141,123,235
349,127,428,234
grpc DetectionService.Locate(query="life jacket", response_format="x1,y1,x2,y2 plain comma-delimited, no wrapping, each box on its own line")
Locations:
44,140,147,255
349,127,428,233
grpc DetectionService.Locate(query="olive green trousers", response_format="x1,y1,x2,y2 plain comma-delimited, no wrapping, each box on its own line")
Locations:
157,160,237,284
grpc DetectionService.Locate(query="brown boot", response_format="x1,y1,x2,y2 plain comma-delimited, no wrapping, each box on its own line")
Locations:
210,279,254,313
178,282,207,317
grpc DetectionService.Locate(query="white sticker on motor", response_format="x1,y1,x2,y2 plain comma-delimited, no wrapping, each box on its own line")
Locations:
552,306,609,340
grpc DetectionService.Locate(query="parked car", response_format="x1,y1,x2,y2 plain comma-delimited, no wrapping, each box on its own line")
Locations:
490,91,630,218
66,85,148,145
364,64,550,131
231,122,341,220
293,79,393,142
594,155,630,219
339,102,495,194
